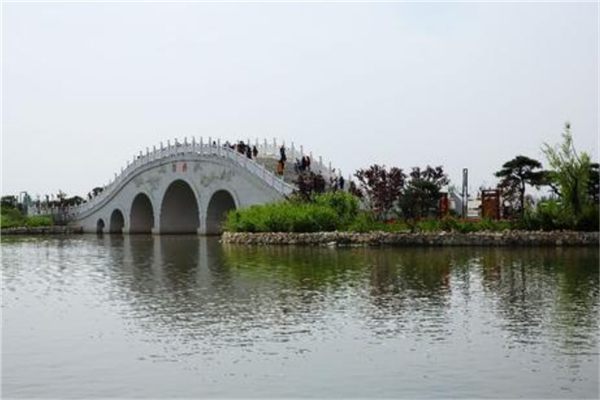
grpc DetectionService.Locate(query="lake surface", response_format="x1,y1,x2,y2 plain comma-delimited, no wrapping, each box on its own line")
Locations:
1,235,598,398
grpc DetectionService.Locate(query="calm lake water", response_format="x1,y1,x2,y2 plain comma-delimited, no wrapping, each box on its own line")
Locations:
1,235,598,398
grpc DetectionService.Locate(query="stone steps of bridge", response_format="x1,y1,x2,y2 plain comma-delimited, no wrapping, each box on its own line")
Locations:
255,157,299,185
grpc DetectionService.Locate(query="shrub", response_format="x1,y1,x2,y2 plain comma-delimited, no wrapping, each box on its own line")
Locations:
346,212,377,233
575,205,599,232
313,192,359,225
24,215,53,228
1,207,24,229
225,199,349,233
518,200,575,231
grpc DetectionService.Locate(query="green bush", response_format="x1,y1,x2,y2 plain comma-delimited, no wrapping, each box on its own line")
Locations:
575,205,599,231
24,215,53,228
518,200,576,231
226,202,341,233
1,207,24,229
346,212,377,233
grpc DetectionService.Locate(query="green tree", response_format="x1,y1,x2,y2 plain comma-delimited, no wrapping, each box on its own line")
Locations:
494,155,545,216
542,123,592,216
588,163,599,204
398,166,449,221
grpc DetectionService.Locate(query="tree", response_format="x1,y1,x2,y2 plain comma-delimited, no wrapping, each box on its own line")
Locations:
354,165,406,219
494,155,545,216
542,123,592,216
588,163,599,204
293,171,327,202
1,195,18,209
398,166,449,220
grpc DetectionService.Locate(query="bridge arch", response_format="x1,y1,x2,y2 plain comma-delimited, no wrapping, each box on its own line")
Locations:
130,192,154,234
109,209,125,234
96,219,105,234
205,189,238,235
160,179,200,234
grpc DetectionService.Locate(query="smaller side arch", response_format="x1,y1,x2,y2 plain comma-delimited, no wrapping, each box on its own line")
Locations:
96,219,105,234
205,189,237,235
109,209,125,234
130,192,154,234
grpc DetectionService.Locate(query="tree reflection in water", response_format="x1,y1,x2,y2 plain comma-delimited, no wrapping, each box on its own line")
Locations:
97,238,599,359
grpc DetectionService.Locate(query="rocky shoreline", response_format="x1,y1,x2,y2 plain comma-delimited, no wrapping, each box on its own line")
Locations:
222,231,600,247
1,226,84,235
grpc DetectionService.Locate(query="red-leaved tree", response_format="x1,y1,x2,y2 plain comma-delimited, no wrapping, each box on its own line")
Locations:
354,165,406,219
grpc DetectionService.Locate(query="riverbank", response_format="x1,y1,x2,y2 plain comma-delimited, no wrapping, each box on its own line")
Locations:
1,226,83,235
222,231,600,247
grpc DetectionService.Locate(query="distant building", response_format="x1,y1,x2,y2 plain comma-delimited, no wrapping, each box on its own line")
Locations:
448,192,463,217
467,198,481,219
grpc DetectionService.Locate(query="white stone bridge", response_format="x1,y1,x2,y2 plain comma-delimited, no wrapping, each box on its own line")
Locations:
69,138,339,235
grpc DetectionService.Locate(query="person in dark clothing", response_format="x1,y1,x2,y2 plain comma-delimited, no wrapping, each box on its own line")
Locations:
238,141,246,154
306,156,311,171
339,175,345,190
300,156,307,172
252,146,258,158
279,145,286,163
246,146,252,159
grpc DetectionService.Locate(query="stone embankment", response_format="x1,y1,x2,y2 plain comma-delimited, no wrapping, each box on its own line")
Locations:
222,231,599,247
1,226,84,235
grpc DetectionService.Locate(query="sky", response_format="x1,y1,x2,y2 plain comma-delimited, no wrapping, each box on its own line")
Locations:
2,1,598,198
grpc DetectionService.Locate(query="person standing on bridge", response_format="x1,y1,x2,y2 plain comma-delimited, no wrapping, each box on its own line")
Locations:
279,145,286,164
252,145,258,159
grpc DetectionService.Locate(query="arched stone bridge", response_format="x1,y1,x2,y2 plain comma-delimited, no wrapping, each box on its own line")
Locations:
69,138,338,235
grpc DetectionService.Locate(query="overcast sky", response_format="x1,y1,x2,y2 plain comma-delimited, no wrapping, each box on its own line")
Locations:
2,2,598,198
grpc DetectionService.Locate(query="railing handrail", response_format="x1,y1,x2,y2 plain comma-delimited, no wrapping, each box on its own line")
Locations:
69,138,339,218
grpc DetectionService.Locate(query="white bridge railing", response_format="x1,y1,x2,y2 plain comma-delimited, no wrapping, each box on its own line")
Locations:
71,137,340,217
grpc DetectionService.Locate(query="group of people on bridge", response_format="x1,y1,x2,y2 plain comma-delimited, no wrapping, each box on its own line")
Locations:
223,140,259,160
293,155,312,175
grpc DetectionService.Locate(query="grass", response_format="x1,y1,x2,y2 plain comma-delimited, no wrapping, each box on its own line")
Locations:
1,207,53,229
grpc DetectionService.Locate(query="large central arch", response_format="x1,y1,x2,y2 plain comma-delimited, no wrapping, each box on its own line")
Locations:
160,180,200,234
205,189,237,235
109,209,125,234
130,193,154,234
